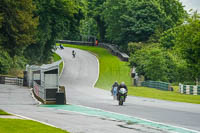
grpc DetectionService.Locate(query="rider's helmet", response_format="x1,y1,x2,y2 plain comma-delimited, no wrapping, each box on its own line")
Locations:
121,82,125,86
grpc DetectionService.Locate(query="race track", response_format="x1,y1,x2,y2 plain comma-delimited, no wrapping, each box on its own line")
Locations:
0,47,200,133
57,47,200,132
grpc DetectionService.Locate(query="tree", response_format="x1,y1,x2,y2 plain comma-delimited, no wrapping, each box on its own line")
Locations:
119,0,166,43
0,48,12,74
159,26,182,49
174,12,200,84
25,0,86,64
131,47,169,81
158,0,187,29
80,17,98,41
101,0,187,47
88,0,107,41
0,0,38,57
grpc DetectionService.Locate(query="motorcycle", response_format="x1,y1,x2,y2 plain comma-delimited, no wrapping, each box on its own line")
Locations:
112,86,118,100
72,50,76,58
60,44,64,50
118,88,127,106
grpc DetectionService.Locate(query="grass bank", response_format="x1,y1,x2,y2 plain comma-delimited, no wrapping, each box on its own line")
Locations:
53,53,63,74
130,86,200,104
0,109,70,133
0,119,70,133
60,44,200,104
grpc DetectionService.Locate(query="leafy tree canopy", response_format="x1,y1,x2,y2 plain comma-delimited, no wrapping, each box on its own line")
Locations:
0,0,38,57
25,0,86,64
174,12,200,83
102,0,187,46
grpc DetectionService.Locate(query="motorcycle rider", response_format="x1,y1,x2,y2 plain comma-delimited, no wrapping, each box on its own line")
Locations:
111,81,119,96
72,50,76,58
117,82,128,100
60,44,64,49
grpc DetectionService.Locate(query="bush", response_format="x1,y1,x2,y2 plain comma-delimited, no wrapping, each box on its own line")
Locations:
129,44,176,82
128,42,144,54
0,49,12,74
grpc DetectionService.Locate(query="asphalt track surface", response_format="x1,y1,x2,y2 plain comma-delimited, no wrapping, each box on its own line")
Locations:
0,47,200,133
57,47,200,132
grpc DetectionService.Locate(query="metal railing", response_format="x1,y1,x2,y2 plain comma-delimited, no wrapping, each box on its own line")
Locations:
0,76,23,86
141,81,170,91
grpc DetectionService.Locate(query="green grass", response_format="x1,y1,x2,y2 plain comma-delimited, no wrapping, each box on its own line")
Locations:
53,53,63,74
60,44,200,104
129,86,200,104
0,109,10,115
0,119,70,133
60,44,132,90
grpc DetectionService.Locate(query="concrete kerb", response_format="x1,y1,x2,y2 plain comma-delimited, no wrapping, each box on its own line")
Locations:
30,88,42,105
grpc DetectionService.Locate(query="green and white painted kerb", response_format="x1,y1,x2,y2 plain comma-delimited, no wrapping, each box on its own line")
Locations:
179,84,200,95
41,104,199,133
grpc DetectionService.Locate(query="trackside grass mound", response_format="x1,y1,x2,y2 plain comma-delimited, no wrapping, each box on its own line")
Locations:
0,119,70,133
59,44,200,104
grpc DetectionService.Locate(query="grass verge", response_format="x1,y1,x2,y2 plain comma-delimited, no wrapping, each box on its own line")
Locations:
0,109,10,115
60,44,200,104
53,53,63,74
0,119,69,133
129,86,200,104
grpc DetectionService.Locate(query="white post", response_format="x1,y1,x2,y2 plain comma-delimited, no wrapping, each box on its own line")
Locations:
179,83,183,94
193,86,198,95
186,85,190,95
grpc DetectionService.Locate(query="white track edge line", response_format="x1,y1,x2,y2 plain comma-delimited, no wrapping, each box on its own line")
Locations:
8,112,57,128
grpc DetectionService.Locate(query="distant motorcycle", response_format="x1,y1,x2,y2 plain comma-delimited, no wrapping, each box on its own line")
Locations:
60,44,64,50
112,86,118,100
118,88,127,106
72,50,76,58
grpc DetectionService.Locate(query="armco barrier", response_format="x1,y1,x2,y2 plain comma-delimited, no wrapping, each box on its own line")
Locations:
57,40,130,62
179,84,200,95
141,81,170,91
57,40,94,46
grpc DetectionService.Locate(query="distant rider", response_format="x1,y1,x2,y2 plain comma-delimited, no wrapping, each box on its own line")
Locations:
111,81,119,96
72,50,76,58
60,44,64,49
117,82,128,100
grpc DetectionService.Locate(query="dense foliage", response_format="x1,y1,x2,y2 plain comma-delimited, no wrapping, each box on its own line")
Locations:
86,0,186,46
0,0,38,57
129,12,200,84
25,0,86,64
174,12,200,84
0,0,86,75
0,0,38,75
